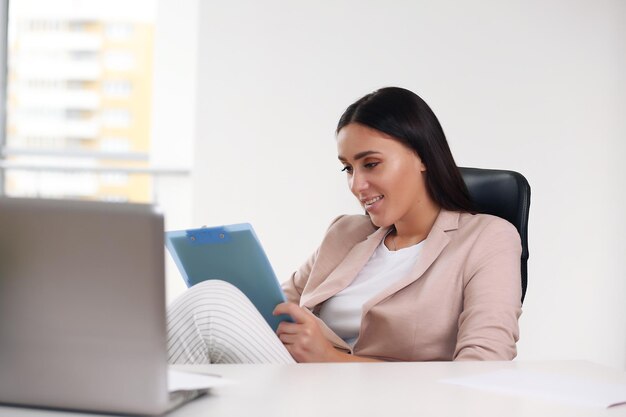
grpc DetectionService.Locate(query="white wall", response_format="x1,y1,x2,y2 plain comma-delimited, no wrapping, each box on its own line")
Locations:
152,0,198,299
185,0,626,369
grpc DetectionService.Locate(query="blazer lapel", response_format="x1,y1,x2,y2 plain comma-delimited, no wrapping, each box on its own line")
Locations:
362,210,460,315
301,226,390,308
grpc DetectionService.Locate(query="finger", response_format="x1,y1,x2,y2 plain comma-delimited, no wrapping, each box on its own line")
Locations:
276,321,300,335
272,302,296,324
277,333,301,345
272,302,297,316
273,303,311,323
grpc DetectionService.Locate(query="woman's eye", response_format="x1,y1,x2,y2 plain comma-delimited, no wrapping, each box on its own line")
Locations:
341,166,352,174
364,162,379,169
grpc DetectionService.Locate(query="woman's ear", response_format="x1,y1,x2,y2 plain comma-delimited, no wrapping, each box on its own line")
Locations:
414,155,427,172
411,150,427,172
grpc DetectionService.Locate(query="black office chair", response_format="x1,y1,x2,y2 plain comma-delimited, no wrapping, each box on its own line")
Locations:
459,167,531,303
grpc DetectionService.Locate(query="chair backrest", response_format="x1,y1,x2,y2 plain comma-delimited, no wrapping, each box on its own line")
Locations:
459,167,531,303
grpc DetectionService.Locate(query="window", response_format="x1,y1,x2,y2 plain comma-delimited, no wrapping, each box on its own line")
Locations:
1,0,161,203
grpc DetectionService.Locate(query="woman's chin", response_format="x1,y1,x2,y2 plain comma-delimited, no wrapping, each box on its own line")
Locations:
367,214,393,229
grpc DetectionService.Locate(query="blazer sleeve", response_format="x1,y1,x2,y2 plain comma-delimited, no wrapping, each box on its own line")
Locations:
281,215,346,305
281,247,319,305
454,218,522,361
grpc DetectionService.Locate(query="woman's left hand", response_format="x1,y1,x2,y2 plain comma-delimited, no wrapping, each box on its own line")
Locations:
273,302,340,363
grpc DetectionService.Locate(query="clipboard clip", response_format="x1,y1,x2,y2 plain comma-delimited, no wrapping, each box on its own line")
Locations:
186,227,231,245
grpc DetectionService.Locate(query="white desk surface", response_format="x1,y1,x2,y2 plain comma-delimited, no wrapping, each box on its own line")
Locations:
1,360,625,417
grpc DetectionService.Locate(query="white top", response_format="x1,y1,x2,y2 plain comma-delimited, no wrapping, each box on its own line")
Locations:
318,236,424,347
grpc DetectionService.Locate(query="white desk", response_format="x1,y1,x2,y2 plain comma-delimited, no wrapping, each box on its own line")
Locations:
1,361,625,417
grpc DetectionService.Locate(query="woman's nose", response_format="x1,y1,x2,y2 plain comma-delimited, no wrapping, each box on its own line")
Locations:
350,171,368,194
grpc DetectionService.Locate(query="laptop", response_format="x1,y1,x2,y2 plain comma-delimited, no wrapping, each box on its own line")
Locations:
0,197,210,415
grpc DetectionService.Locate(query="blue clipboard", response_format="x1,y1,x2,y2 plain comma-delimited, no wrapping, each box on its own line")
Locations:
165,223,291,332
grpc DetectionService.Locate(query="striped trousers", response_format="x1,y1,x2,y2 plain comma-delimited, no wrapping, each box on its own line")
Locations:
166,280,296,364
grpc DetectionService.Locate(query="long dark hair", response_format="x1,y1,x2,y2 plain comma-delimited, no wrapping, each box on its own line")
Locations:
337,87,474,213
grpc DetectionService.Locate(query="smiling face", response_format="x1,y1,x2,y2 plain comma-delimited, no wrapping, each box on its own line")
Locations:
337,123,434,228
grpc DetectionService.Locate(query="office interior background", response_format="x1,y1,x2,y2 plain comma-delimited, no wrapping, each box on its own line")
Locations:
0,0,624,370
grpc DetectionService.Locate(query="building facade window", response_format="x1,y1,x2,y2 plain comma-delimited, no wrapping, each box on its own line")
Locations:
2,0,157,203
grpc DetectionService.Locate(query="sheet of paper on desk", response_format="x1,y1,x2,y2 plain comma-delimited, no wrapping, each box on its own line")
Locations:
168,369,234,392
441,369,626,408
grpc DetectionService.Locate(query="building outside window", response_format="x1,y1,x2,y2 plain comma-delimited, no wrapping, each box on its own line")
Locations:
2,0,157,203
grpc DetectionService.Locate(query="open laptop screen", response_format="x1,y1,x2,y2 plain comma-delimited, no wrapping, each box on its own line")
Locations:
0,198,170,415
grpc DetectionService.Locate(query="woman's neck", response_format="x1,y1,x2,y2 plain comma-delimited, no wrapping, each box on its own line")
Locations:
391,200,441,249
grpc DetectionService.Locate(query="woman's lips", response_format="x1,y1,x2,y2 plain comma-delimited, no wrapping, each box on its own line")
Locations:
363,195,384,211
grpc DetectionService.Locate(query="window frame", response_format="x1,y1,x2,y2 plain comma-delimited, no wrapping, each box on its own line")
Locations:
0,0,8,196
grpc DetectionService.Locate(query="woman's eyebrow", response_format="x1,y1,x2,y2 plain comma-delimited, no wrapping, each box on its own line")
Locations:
337,150,382,162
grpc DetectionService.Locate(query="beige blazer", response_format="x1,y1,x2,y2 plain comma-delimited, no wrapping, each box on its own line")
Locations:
281,210,522,361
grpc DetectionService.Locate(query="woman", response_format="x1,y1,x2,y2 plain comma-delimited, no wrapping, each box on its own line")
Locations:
167,87,522,364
